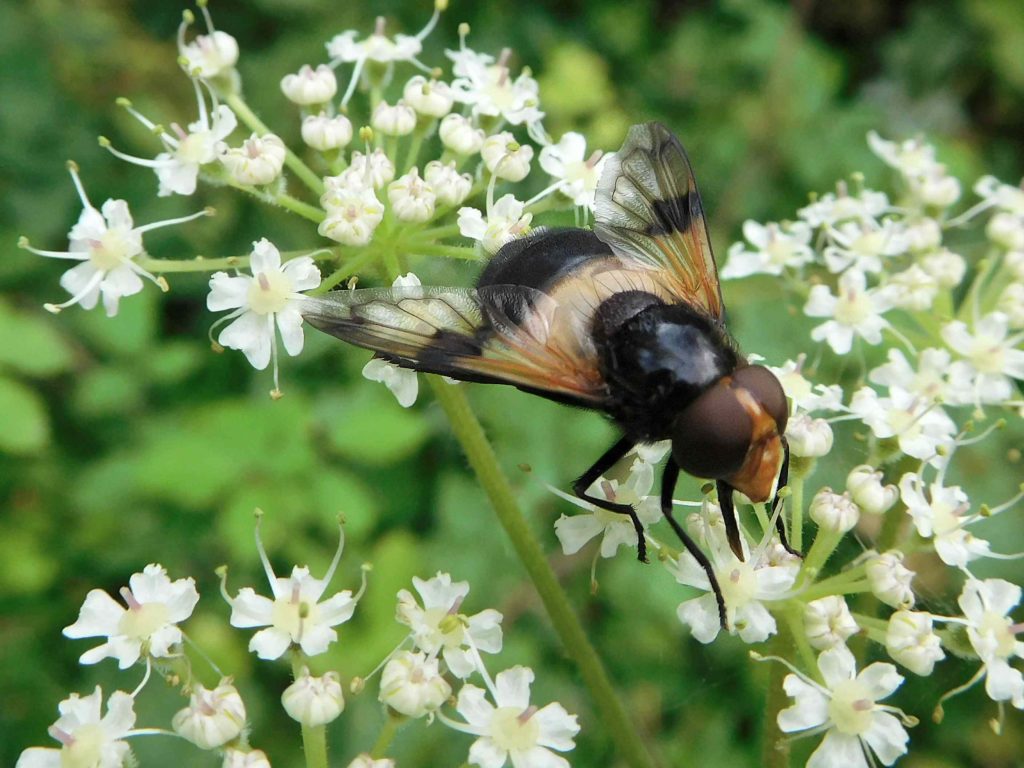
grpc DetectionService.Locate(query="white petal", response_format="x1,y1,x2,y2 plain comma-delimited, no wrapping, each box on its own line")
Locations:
282,256,321,291
981,579,1022,617
64,590,124,638
553,514,605,555
807,730,869,768
59,262,102,309
218,312,272,370
207,272,252,311
467,609,504,653
147,625,183,658
512,747,569,768
533,702,579,750
734,601,777,643
468,737,508,768
249,627,292,660
818,644,857,688
857,662,903,701
984,657,1024,705
276,308,306,357
250,238,282,273
677,595,721,644
102,690,138,736
862,712,909,766
777,675,828,732
229,588,275,628
297,623,338,657
317,591,357,626
15,747,61,768
494,666,533,709
456,683,495,730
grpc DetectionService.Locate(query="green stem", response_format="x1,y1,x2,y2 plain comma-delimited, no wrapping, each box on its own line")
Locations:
415,244,480,261
224,93,325,196
290,653,328,768
136,248,338,274
762,628,792,768
371,712,404,758
312,249,382,294
427,379,657,768
790,475,805,552
274,192,326,223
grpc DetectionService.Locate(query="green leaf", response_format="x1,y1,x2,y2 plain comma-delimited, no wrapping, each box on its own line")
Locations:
0,300,75,376
0,375,49,454
318,386,432,466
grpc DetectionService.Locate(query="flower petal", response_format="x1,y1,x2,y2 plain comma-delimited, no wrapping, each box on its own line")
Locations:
862,711,909,766
777,675,828,732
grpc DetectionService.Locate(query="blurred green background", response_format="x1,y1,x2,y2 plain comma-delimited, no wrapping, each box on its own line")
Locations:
2,0,1023,765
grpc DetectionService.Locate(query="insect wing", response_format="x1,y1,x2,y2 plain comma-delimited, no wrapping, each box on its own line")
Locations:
301,285,608,405
594,122,724,321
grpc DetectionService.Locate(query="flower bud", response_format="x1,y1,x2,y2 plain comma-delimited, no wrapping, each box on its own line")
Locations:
223,749,272,768
388,168,436,223
280,64,337,106
439,114,485,155
919,248,966,288
866,550,915,609
424,160,472,207
219,134,286,186
481,132,533,182
846,465,898,515
885,610,944,676
809,488,859,533
904,218,942,252
180,31,239,79
786,414,834,458
914,172,960,208
347,755,396,768
345,149,395,190
302,114,354,152
371,100,417,137
987,212,1024,251
997,283,1024,328
804,596,859,650
318,187,385,246
403,76,454,118
379,650,451,717
282,669,344,727
172,681,247,749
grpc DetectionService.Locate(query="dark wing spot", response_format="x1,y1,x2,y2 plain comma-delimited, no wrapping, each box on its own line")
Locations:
646,194,692,237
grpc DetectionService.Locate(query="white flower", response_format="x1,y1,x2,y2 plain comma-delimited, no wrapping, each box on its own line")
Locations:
958,578,1024,708
886,611,945,676
809,488,860,534
881,264,938,311
444,666,579,768
22,165,205,316
372,99,417,137
846,465,898,515
849,385,956,461
458,195,532,253
919,247,966,287
320,184,386,246
280,64,337,106
823,218,907,274
481,132,534,182
172,681,247,749
396,572,503,679
379,650,452,718
17,687,137,768
327,149,396,192
868,347,969,406
219,133,286,187
998,283,1024,328
552,454,662,559
910,169,961,208
225,518,360,660
447,44,544,126
403,75,454,118
207,239,321,391
721,220,814,278
439,114,486,155
865,550,916,609
424,160,472,207
360,274,421,407
899,473,989,569
223,749,272,768
942,312,1024,407
805,596,859,650
327,10,437,66
538,133,609,210
974,175,1024,216
388,168,436,222
805,270,892,354
301,113,354,152
108,81,237,196
868,131,943,179
62,563,198,669
798,187,889,228
674,525,798,644
785,413,834,458
777,644,909,767
177,6,239,80
282,669,344,727
768,357,844,413
987,212,1024,250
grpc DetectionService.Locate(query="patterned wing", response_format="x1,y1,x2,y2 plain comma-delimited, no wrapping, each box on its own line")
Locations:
301,285,610,406
594,122,725,321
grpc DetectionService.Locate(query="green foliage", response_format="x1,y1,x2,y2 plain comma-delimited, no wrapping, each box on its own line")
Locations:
2,1,1023,767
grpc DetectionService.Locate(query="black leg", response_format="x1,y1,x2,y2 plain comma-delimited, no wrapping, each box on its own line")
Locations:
661,459,728,630
572,436,647,562
716,480,745,561
771,437,800,557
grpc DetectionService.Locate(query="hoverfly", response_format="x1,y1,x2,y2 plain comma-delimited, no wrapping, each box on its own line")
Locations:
302,123,793,629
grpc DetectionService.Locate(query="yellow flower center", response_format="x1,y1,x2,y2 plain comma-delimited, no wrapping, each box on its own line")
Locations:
88,229,135,272
271,596,318,641
834,287,873,326
118,602,170,640
489,706,540,752
979,611,1017,658
247,271,292,315
719,562,758,609
828,679,874,735
60,724,104,768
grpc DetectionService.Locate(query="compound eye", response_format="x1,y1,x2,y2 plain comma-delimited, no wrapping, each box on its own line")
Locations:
732,365,789,434
671,384,752,479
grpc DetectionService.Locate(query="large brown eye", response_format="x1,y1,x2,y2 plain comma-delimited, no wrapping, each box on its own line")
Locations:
671,383,753,479
732,365,788,434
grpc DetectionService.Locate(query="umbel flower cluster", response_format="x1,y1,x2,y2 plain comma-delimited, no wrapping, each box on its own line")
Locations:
17,1,1024,767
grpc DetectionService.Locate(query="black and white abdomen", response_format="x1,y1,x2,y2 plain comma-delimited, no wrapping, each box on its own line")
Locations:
594,295,738,441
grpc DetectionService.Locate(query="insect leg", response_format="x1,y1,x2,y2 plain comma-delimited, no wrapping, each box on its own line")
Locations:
715,480,745,561
771,437,800,557
572,436,646,562
661,459,728,631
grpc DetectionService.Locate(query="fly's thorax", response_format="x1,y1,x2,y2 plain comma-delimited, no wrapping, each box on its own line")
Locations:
596,300,737,440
